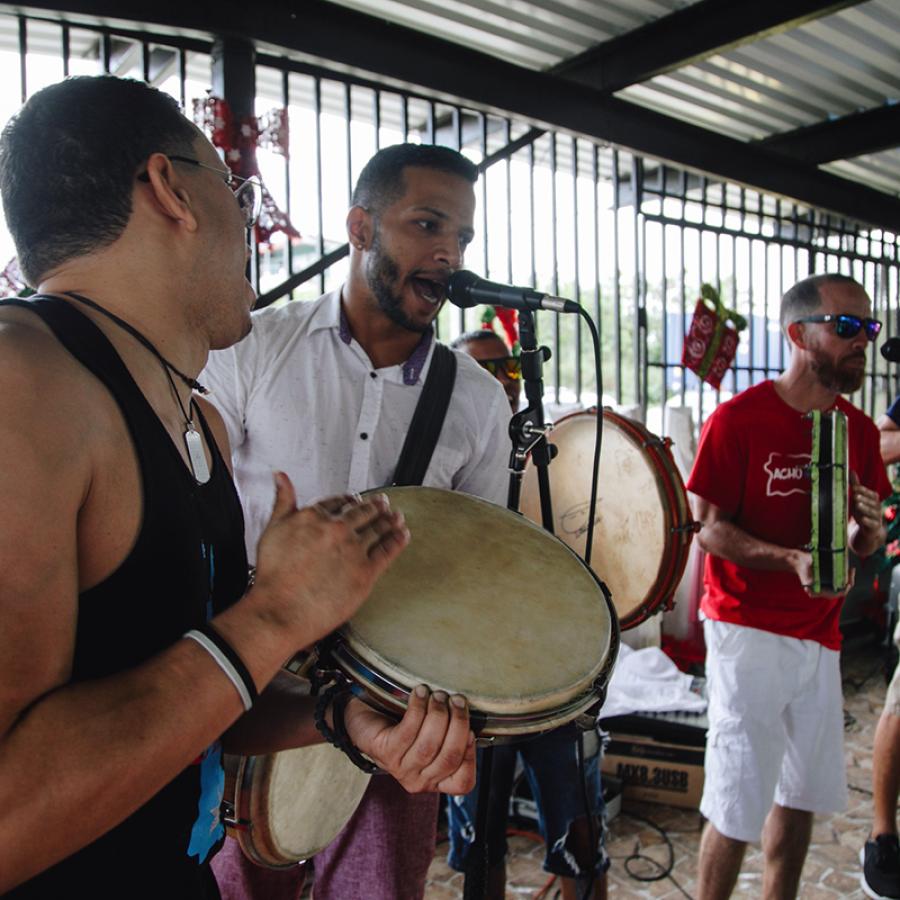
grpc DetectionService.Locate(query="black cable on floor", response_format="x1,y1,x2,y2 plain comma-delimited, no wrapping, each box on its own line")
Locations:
849,783,874,797
619,812,695,900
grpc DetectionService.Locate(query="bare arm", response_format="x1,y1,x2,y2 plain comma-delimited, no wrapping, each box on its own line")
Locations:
691,492,808,576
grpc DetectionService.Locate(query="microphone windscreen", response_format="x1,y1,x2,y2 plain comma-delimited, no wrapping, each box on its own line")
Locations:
881,338,900,362
447,270,481,308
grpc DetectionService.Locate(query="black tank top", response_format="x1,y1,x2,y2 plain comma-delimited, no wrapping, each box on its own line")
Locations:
4,297,249,899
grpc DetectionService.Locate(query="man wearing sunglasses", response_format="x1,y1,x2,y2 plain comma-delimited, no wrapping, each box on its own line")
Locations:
688,273,891,900
0,76,476,898
203,144,509,900
451,329,522,412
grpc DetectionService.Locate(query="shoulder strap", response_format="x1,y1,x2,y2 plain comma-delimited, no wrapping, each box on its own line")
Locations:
392,343,458,487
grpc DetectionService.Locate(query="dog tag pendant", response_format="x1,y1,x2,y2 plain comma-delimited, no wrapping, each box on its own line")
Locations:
184,423,211,484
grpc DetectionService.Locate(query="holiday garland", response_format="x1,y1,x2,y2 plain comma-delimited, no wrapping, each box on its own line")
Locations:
193,96,300,245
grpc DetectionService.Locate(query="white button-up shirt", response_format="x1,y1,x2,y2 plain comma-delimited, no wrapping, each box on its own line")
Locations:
204,289,510,561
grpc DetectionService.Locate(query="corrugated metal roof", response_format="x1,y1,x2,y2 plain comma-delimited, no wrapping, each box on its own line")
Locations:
327,0,688,69
326,0,900,204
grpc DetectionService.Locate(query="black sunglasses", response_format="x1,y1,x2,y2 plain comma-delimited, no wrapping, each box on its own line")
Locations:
793,313,882,341
476,356,522,379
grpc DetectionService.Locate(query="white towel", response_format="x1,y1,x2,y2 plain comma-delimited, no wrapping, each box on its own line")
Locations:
600,644,707,718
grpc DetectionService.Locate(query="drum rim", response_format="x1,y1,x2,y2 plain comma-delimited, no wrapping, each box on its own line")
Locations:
330,617,619,737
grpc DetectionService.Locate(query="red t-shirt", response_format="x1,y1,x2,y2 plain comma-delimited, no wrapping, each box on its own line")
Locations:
687,380,891,649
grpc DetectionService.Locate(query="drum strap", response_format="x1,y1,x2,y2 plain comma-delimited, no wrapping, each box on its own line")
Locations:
392,343,457,487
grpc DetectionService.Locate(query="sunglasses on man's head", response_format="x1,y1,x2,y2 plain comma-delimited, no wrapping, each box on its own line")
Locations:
477,356,522,379
793,313,882,341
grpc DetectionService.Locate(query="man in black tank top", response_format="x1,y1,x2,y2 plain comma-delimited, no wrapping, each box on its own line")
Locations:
0,75,476,897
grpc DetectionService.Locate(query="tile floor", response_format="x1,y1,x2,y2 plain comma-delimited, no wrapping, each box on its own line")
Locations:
423,638,895,899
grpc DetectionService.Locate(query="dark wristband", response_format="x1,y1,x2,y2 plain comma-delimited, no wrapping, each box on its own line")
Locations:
195,622,259,708
314,683,380,774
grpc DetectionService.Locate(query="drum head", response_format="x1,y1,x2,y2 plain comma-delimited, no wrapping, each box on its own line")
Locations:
240,744,370,865
520,412,678,626
341,487,614,728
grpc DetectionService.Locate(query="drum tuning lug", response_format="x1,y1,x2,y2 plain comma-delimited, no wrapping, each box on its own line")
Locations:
672,521,701,534
573,711,599,732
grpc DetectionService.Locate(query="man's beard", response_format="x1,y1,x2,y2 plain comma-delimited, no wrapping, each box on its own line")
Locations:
365,232,430,334
810,347,866,394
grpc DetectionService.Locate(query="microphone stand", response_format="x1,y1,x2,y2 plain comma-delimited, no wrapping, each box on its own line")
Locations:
464,308,557,900
507,309,556,528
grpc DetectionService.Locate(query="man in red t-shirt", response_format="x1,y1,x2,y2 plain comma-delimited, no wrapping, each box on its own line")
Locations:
687,273,890,900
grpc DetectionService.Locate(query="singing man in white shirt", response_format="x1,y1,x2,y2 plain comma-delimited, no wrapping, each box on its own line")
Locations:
204,143,509,900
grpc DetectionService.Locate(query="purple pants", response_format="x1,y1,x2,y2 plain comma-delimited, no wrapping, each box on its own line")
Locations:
211,777,439,900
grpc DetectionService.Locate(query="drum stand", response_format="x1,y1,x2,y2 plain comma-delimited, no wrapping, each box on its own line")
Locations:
465,310,568,900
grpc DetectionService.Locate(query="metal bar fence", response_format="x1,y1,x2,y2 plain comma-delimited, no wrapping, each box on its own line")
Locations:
2,12,899,436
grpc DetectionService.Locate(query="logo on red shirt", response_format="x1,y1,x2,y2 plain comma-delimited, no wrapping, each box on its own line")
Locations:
763,452,810,497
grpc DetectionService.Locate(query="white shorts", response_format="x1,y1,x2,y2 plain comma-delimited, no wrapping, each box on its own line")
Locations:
700,619,847,843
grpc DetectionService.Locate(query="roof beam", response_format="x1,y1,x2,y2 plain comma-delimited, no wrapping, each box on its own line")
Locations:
554,0,864,94
7,0,900,232
759,104,900,164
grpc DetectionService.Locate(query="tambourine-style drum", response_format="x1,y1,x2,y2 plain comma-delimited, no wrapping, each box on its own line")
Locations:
807,408,850,594
521,409,695,630
222,742,370,868
222,486,618,868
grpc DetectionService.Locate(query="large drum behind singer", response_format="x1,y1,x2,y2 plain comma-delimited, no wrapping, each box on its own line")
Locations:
521,408,695,630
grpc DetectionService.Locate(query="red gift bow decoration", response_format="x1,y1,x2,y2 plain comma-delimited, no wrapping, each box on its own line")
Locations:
681,283,747,389
193,96,300,245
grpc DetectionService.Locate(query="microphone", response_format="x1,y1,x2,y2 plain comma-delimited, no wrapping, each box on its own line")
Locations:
881,338,900,363
447,270,581,314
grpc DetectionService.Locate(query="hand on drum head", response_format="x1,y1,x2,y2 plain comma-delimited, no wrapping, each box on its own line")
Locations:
343,685,476,795
251,473,411,647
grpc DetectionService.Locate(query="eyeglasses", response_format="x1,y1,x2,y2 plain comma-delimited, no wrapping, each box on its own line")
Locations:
138,154,262,228
477,356,522,380
793,313,882,341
